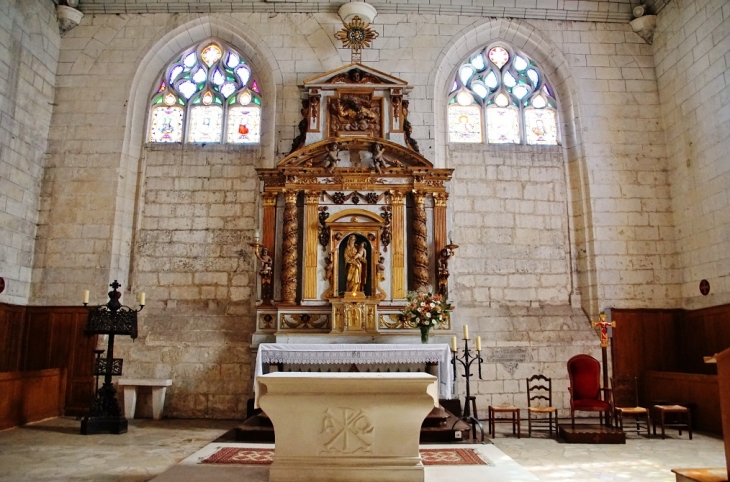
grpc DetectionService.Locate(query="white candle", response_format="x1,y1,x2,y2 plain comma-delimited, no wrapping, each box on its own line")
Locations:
254,230,260,243
83,290,89,304
451,336,458,352
463,324,469,340
476,336,482,351
139,292,146,305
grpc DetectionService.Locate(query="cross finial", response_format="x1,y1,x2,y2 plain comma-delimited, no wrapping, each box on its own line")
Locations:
591,312,616,348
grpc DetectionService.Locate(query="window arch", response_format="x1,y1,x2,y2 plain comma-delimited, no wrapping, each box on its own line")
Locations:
148,40,262,144
447,44,559,146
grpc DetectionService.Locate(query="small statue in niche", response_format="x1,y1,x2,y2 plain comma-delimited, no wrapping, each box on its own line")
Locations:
322,142,341,173
344,234,367,293
258,247,273,278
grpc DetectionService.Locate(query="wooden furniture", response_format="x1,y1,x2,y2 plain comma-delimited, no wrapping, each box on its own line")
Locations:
611,375,650,436
653,404,692,439
526,374,558,437
118,378,172,420
672,468,728,482
567,354,612,427
645,371,720,434
716,348,730,480
0,368,66,430
488,405,521,438
258,372,437,482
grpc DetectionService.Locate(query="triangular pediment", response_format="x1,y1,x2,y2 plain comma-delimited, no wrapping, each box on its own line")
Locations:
303,63,409,88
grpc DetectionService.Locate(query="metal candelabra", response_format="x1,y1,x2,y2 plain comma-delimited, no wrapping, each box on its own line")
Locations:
451,338,485,442
80,280,143,435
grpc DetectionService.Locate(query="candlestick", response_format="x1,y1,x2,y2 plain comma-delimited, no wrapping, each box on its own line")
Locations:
83,290,89,304
254,230,260,244
476,335,482,351
463,324,469,340
451,336,457,352
139,292,146,306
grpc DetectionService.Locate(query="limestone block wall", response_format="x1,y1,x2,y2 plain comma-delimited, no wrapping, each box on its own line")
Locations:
30,12,677,416
113,146,258,418
654,0,730,308
0,0,59,304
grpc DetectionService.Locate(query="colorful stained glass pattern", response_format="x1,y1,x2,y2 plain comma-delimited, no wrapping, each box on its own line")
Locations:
227,106,261,144
486,105,519,144
448,104,482,143
149,106,184,142
488,47,509,69
201,44,222,66
150,40,261,144
188,105,222,143
525,108,558,145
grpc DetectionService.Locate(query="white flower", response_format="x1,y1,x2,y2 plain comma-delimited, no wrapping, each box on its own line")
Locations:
426,312,431,318
420,302,426,307
430,302,435,308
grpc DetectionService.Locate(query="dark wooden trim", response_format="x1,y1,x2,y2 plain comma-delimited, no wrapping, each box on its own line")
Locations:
0,368,67,430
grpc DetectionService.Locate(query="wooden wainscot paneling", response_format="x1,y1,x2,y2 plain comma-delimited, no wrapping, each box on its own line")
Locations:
678,304,730,375
0,368,67,430
0,303,26,372
645,370,721,435
610,308,680,385
22,307,96,417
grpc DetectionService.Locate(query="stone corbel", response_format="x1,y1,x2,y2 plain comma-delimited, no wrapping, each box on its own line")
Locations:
630,6,657,45
56,3,84,36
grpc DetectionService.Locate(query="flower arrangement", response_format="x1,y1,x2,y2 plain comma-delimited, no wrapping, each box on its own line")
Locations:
401,291,453,343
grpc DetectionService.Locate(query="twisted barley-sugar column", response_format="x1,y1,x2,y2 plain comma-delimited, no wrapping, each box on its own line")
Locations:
281,190,299,305
412,190,429,292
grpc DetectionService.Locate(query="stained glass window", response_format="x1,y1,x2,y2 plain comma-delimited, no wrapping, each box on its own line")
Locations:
448,104,482,143
148,40,263,144
447,43,559,146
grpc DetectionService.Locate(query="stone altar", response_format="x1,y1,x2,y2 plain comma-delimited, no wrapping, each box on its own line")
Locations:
258,372,437,482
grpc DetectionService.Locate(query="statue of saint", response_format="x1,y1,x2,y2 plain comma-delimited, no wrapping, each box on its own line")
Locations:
344,235,367,293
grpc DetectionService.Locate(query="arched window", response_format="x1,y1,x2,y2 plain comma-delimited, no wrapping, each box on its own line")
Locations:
148,40,262,144
448,44,559,146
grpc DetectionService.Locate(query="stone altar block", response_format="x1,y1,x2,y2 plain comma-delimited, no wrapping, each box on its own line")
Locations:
258,372,438,482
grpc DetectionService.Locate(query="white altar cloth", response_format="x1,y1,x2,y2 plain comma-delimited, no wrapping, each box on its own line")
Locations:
254,343,453,407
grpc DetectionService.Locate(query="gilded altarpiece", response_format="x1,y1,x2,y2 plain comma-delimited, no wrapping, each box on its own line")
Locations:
253,64,454,342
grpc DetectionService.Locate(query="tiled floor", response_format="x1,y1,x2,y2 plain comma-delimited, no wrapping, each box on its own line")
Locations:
0,417,725,481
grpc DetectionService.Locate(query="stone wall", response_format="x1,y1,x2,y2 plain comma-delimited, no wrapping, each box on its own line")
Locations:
0,0,59,304
30,12,679,416
654,0,730,308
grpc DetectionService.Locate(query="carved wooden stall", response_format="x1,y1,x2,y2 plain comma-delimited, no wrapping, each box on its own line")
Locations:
251,64,454,343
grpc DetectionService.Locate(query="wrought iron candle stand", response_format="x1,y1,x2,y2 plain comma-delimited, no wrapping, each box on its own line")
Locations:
451,339,485,442
80,280,142,435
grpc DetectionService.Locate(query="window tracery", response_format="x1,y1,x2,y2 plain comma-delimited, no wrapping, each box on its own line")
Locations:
448,44,559,146
148,40,261,144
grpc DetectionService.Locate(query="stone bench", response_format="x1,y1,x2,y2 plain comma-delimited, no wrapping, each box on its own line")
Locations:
117,378,172,420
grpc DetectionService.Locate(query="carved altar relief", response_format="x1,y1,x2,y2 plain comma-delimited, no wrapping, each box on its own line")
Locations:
320,407,374,454
328,91,383,138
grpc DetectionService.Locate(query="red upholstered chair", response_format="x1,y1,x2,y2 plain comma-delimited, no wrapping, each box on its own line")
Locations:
567,354,612,427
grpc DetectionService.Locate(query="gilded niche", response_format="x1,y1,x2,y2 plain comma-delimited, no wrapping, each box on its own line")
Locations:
328,93,382,138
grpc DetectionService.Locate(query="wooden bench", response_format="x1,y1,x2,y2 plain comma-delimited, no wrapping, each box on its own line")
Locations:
117,378,172,420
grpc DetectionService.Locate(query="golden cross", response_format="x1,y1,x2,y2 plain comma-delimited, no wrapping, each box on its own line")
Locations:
591,312,615,348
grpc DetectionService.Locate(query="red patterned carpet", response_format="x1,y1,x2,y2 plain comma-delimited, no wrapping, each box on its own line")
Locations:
202,447,491,466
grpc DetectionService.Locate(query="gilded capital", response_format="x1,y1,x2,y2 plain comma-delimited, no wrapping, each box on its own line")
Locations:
304,190,321,204
433,192,448,207
284,190,299,204
262,192,278,206
389,190,405,205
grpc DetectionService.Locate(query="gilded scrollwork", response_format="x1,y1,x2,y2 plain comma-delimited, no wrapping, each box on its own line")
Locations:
281,313,330,330
380,206,391,252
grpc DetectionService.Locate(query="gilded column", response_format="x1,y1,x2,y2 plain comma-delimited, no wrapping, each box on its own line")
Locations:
280,190,299,305
390,191,406,299
261,191,278,304
302,191,320,300
433,192,448,262
412,190,429,292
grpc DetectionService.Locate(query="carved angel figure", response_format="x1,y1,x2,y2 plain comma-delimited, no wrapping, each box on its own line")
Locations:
322,142,340,173
371,142,386,173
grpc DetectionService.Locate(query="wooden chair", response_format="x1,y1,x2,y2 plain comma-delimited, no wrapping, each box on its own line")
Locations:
611,375,650,436
526,374,558,437
488,405,521,438
567,354,612,427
